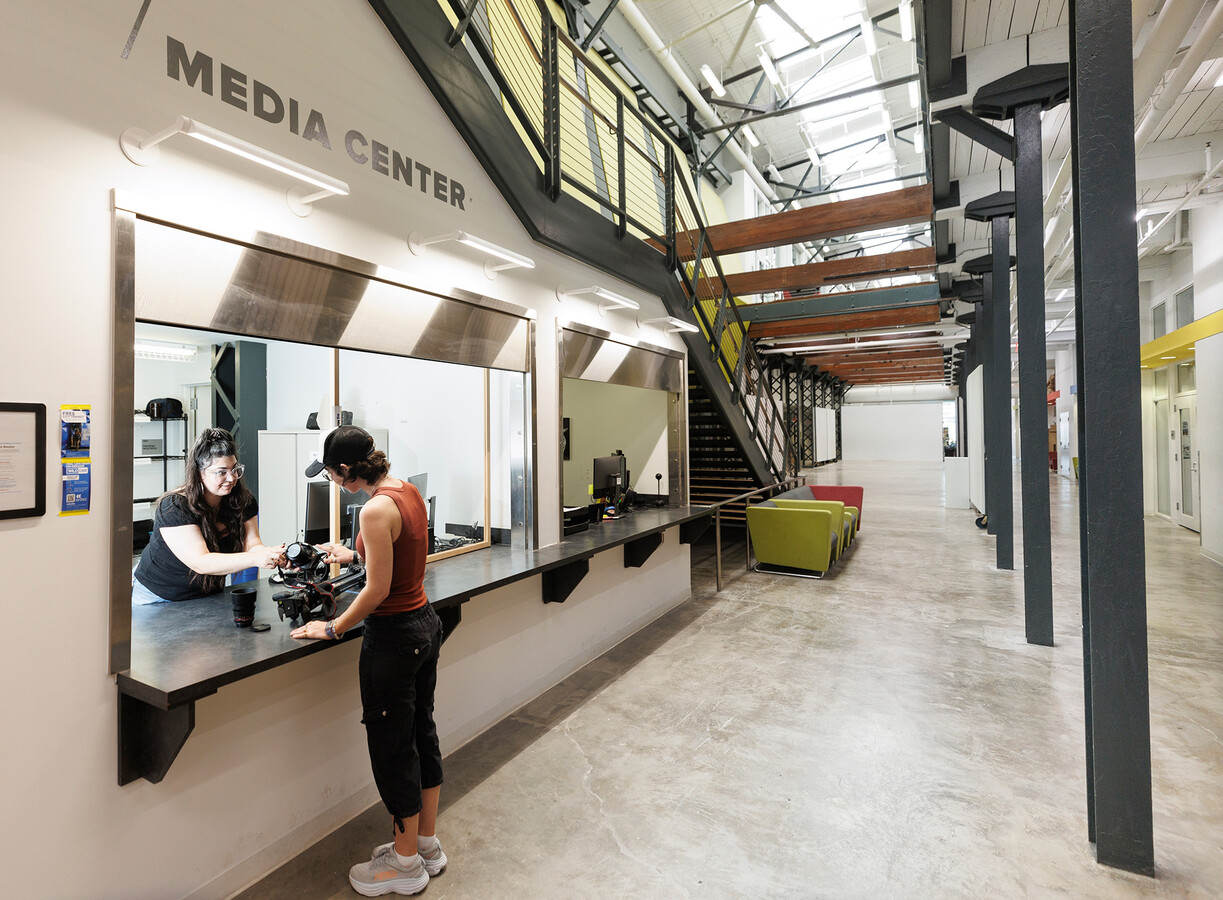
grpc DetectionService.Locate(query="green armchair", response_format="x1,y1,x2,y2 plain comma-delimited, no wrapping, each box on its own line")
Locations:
771,498,852,558
746,504,839,577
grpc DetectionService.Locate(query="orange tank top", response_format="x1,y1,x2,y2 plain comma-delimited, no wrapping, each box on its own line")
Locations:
356,480,429,614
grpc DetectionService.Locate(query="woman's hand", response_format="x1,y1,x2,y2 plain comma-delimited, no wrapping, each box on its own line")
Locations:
291,619,331,640
316,542,355,566
255,543,287,568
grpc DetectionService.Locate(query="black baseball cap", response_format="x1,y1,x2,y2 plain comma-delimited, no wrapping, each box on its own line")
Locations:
304,425,375,477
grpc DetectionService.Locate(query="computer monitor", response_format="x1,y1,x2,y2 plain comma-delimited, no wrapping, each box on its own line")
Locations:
304,481,367,545
304,481,330,544
592,454,627,504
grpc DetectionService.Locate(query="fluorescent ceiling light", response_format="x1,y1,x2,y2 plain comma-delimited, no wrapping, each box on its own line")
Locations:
134,340,198,362
557,285,641,313
700,64,726,97
807,147,822,167
407,230,535,279
758,51,783,88
908,81,920,109
913,127,924,154
638,315,699,333
900,1,914,41
860,16,878,56
1055,289,1069,302
741,125,761,148
120,115,348,217
1136,207,1150,221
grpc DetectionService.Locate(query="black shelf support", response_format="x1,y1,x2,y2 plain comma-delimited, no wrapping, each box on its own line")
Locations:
542,558,590,604
680,516,710,545
117,690,205,786
623,532,663,568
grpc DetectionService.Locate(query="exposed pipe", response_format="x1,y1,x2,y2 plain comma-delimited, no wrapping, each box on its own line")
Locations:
1135,0,1223,152
616,0,778,201
1131,0,1205,114
1137,148,1223,257
1133,0,1161,43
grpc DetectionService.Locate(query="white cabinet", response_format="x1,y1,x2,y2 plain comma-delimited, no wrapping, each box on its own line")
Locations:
257,429,385,544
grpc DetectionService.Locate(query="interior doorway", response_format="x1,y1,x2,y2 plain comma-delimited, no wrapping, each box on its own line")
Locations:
1172,396,1200,533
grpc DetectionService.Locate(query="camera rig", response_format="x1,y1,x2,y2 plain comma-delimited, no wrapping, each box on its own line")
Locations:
273,542,366,624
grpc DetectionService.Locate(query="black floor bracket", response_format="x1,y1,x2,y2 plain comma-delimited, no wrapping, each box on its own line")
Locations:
542,558,590,604
623,532,663,568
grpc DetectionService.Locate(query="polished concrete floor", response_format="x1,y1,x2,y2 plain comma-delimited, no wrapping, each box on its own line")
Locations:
240,461,1223,899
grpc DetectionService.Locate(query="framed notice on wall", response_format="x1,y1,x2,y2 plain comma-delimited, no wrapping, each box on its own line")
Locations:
0,402,47,520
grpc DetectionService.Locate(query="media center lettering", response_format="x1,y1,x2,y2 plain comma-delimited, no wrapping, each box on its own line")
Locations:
165,36,467,209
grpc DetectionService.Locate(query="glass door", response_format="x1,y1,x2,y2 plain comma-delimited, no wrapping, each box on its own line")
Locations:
1172,399,1200,532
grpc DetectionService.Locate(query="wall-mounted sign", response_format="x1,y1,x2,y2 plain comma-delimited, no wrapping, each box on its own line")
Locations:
0,402,47,520
165,37,469,210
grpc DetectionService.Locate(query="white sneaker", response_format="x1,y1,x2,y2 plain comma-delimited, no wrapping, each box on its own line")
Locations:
372,839,447,877
349,845,428,896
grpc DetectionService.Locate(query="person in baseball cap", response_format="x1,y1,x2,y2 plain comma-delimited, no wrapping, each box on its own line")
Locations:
304,425,376,480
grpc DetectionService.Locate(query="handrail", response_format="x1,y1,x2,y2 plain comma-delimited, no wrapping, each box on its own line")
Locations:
707,476,805,591
442,0,796,479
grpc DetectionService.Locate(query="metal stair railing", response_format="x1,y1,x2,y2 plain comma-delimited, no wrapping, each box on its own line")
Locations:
440,0,795,479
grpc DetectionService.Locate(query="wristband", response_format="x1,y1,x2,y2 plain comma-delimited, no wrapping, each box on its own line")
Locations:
325,619,338,640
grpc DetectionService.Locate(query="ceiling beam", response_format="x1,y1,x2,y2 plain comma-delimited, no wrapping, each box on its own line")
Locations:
673,184,933,259
747,303,942,339
804,348,943,367
699,248,936,298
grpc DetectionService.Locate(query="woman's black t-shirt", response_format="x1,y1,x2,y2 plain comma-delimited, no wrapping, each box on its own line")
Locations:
133,493,259,601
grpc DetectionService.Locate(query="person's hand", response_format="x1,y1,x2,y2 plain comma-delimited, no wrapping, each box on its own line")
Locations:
317,542,354,566
291,619,331,640
257,544,287,568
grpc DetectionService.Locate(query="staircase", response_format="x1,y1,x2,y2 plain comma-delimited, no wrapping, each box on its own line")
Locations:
688,368,759,525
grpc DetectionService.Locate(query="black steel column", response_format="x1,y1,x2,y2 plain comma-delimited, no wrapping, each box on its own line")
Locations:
1015,102,1054,643
972,67,1069,644
1069,0,1154,875
989,215,1013,570
979,270,998,531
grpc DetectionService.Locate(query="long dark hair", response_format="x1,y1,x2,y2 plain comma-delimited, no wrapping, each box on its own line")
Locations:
166,428,255,594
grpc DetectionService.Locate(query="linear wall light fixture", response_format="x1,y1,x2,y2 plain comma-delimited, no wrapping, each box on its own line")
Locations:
556,286,641,314
134,340,198,362
407,230,535,278
637,315,699,334
120,115,349,217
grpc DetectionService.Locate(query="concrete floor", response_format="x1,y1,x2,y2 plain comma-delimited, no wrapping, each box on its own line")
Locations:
239,461,1223,899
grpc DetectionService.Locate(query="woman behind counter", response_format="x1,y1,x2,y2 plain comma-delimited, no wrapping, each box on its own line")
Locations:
132,428,284,604
292,425,446,897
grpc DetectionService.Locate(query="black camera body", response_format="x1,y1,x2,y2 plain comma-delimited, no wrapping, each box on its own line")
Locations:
273,543,365,625
283,541,329,584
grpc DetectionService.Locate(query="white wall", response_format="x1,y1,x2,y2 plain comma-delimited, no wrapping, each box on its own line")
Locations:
1053,349,1077,481
0,2,693,896
561,378,670,507
1192,205,1223,561
967,366,986,512
840,402,944,462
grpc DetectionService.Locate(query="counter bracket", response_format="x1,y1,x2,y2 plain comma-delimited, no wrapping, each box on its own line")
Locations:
680,517,711,545
437,604,462,643
542,558,590,604
118,688,208,786
623,532,663,568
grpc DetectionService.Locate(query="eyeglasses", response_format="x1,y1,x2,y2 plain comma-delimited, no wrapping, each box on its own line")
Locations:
204,464,245,480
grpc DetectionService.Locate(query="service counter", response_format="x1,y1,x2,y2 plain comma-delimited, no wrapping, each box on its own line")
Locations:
117,505,712,785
